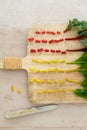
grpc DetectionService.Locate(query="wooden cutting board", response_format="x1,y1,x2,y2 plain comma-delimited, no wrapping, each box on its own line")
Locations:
0,23,87,105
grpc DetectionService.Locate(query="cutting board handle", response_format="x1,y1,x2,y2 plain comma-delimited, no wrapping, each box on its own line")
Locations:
3,57,22,69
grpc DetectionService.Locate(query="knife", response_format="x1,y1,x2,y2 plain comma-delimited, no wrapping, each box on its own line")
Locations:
5,104,58,119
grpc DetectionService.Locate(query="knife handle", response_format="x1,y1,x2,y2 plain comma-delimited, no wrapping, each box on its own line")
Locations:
5,105,58,119
0,57,22,69
5,108,36,119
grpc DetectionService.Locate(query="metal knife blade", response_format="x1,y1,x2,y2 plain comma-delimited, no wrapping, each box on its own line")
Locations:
5,104,58,119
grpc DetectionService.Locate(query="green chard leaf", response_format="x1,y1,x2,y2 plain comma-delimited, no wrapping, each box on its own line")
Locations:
66,18,87,31
79,30,87,36
78,70,87,88
66,19,87,99
69,52,87,96
79,63,87,69
78,69,87,78
80,21,87,26
81,39,87,46
81,79,87,88
65,18,87,46
74,89,87,99
72,52,87,64
78,27,87,33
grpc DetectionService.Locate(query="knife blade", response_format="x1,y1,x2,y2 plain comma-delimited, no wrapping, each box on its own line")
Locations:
5,104,58,119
